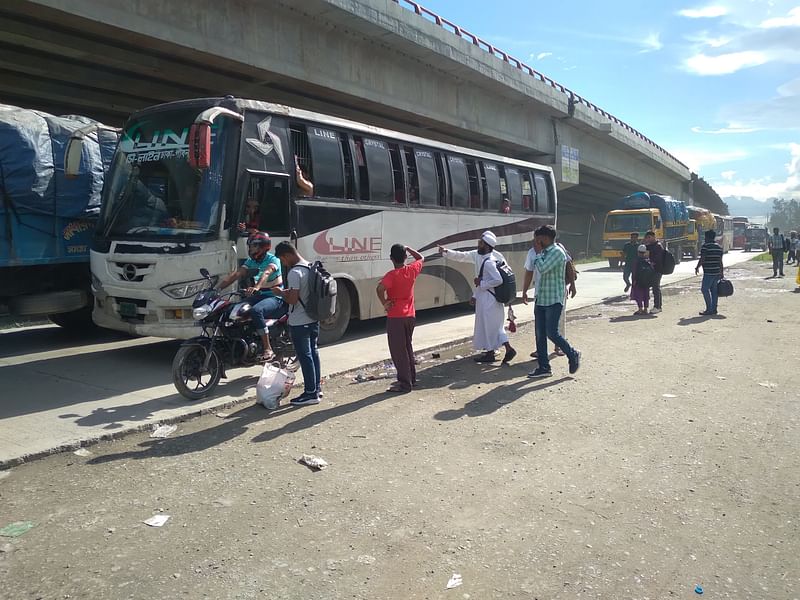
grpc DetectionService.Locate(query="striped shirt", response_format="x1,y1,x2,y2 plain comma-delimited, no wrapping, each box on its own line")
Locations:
533,243,567,306
700,242,724,275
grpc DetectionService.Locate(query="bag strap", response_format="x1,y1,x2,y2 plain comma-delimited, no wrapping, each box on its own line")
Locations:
290,263,311,311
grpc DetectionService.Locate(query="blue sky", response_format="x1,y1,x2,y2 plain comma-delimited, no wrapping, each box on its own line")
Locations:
412,0,800,202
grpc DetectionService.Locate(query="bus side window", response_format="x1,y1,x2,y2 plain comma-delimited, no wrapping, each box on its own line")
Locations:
433,152,448,207
290,125,312,195
361,137,393,203
505,167,523,212
307,126,344,199
447,155,469,208
352,137,370,202
465,159,482,209
247,174,291,236
404,146,420,205
533,172,552,214
341,135,356,200
414,149,438,206
481,161,502,211
388,143,406,205
522,171,534,211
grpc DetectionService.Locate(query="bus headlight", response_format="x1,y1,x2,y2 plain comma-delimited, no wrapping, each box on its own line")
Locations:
161,277,217,299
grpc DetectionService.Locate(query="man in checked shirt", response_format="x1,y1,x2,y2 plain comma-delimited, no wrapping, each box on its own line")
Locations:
528,224,581,379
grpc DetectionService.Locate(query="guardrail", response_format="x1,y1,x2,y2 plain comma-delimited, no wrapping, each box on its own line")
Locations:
390,0,688,169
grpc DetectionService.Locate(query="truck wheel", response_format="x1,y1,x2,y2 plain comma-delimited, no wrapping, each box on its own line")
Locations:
48,306,95,331
608,259,620,269
318,280,352,345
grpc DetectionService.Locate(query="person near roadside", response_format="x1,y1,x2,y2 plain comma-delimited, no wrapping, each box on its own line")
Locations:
622,232,640,292
376,244,424,393
273,242,321,406
787,231,798,265
768,227,786,277
630,244,652,315
439,231,517,364
528,225,581,379
643,230,665,313
695,229,724,316
217,231,286,361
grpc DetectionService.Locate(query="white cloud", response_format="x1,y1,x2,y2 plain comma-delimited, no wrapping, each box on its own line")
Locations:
760,6,800,28
668,147,749,171
721,170,737,180
684,50,769,74
536,52,552,60
718,78,800,130
691,126,761,134
711,144,800,200
679,5,728,18
639,33,663,53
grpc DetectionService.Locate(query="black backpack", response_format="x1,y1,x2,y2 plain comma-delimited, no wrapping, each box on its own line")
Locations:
661,248,676,275
478,258,516,305
635,258,656,288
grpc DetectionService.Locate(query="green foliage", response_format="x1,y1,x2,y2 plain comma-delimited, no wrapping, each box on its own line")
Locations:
769,198,800,231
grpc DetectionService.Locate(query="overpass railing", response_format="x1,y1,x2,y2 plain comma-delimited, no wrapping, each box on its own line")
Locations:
391,0,688,170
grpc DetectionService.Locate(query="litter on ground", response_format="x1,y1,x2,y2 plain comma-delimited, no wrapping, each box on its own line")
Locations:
150,424,177,438
0,521,35,538
143,515,170,527
446,573,463,589
298,454,329,471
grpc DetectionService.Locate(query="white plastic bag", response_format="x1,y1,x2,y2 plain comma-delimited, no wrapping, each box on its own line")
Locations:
256,364,295,409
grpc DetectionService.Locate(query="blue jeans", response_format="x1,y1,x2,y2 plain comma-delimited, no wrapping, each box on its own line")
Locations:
290,322,321,395
701,274,721,313
534,303,577,371
248,295,288,333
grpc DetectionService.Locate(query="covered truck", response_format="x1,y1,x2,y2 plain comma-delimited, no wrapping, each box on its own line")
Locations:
0,104,117,328
602,192,689,268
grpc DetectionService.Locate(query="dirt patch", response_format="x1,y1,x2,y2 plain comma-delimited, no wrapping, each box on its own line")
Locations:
1,261,799,599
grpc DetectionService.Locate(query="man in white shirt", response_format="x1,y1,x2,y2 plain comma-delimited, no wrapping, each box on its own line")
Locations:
439,230,516,364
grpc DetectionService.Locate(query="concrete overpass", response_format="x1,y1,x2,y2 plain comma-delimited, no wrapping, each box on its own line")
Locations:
0,0,695,238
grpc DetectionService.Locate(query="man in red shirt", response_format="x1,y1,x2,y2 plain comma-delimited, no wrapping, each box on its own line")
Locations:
376,244,424,393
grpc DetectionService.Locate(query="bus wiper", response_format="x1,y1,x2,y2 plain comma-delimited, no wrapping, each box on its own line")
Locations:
102,166,140,239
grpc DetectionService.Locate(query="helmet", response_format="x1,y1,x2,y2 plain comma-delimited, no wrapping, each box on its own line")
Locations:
247,231,271,260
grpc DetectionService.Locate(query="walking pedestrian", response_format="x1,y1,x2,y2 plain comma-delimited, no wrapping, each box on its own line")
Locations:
695,229,724,315
630,244,653,315
527,225,581,378
376,244,424,393
643,231,665,313
768,227,786,277
273,242,322,406
787,231,798,265
622,232,640,292
439,231,516,364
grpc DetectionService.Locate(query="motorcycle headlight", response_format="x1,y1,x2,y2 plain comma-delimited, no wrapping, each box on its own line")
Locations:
192,305,212,320
161,277,217,299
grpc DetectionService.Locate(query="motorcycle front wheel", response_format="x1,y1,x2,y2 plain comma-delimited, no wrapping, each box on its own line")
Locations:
172,345,222,400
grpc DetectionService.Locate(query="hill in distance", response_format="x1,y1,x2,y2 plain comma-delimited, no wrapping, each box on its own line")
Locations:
723,196,771,217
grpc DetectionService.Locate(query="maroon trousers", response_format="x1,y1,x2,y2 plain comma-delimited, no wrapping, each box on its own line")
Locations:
387,316,416,390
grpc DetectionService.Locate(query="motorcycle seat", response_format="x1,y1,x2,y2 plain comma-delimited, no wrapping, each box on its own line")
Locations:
265,313,290,327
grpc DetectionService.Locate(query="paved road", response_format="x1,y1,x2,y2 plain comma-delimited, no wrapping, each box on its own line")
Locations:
0,250,757,465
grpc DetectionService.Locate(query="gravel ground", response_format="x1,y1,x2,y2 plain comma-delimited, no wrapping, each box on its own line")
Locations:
1,260,798,600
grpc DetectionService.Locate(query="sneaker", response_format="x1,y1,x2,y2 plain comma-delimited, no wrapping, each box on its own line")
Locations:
290,393,320,406
527,368,552,378
474,352,497,363
624,284,631,293
501,348,517,364
650,307,662,314
568,351,581,375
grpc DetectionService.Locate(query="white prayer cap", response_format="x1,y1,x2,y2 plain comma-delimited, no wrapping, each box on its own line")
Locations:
481,230,498,247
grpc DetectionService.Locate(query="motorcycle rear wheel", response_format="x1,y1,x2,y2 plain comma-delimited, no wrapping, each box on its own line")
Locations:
172,345,222,400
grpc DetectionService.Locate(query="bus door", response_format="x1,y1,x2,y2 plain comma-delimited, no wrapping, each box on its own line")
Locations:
236,172,292,259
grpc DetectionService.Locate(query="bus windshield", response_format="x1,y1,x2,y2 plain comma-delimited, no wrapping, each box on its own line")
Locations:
605,213,652,233
98,109,228,238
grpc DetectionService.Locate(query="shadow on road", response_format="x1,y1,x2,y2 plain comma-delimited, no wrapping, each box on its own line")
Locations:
609,313,658,322
677,314,727,326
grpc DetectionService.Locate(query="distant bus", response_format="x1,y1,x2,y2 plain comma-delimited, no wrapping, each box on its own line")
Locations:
75,97,558,343
732,216,749,249
713,214,733,252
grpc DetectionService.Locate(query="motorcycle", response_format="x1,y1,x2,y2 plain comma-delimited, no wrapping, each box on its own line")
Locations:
172,268,296,400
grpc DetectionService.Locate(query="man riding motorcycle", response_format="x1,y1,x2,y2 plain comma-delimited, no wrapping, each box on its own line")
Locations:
217,231,288,361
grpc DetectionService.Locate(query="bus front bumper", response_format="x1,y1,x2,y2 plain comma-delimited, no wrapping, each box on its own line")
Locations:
92,290,200,340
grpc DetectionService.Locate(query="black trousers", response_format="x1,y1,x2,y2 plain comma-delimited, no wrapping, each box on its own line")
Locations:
387,317,416,390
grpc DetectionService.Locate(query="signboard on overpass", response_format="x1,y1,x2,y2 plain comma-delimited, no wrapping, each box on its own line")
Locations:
559,145,580,185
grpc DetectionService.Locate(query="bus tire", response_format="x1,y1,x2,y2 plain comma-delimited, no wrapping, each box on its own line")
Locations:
608,259,620,269
319,280,352,345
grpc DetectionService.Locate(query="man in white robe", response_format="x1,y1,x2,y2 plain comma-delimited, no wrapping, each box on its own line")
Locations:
439,231,517,364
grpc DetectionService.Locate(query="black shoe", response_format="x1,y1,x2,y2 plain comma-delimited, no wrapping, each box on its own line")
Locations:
290,393,320,406
474,352,497,363
527,368,552,378
568,351,581,375
624,284,631,293
501,348,517,364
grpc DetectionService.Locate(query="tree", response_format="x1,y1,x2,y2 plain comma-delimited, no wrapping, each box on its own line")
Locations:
769,198,800,231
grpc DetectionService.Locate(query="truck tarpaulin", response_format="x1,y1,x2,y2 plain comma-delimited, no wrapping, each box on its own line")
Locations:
616,192,688,224
0,104,117,220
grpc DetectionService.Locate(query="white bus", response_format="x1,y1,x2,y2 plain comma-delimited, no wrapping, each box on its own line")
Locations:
713,214,733,253
78,98,557,343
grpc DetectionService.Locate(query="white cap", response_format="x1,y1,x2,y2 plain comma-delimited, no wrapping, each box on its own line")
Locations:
481,230,498,247
637,244,647,252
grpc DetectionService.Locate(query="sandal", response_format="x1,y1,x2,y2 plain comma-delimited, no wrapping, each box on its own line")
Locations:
263,350,276,362
387,383,411,393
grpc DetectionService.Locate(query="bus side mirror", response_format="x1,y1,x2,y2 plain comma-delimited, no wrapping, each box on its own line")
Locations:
64,136,84,178
188,123,211,169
